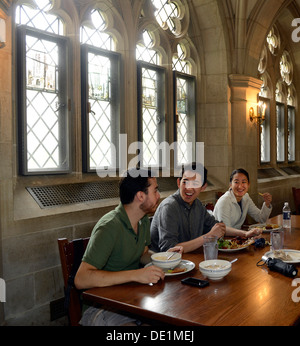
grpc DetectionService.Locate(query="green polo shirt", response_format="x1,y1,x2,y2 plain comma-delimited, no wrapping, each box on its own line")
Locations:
82,203,151,271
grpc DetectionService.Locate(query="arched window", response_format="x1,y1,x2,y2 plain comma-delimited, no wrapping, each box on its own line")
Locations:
173,42,196,166
137,0,193,169
275,80,286,163
151,0,179,34
16,0,69,174
258,26,296,166
80,8,120,173
136,28,165,168
267,25,280,56
259,73,271,163
287,84,296,162
15,0,194,176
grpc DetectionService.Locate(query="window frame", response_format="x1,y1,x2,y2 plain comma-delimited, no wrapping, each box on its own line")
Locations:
287,105,296,163
259,97,271,164
81,44,121,173
17,25,71,175
137,60,166,169
276,102,285,163
173,71,196,168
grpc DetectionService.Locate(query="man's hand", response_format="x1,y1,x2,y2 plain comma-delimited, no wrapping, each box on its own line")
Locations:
167,246,184,254
138,265,165,284
207,222,226,239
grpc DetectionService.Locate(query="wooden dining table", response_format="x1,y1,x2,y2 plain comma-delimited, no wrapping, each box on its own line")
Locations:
82,215,300,326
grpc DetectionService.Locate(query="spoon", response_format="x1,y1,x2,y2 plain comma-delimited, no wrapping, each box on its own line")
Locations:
220,258,238,268
167,252,176,260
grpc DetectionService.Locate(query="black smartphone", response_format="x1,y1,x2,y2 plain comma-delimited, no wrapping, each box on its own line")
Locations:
181,277,209,288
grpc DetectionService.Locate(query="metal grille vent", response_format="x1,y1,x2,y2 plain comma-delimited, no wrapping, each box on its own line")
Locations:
281,166,300,175
257,168,282,179
26,177,178,209
26,181,119,209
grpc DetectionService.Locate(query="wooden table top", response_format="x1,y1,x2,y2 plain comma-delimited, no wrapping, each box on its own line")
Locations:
83,215,300,326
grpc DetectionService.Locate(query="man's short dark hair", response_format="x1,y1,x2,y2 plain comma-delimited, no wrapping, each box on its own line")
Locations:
180,162,207,187
119,168,154,204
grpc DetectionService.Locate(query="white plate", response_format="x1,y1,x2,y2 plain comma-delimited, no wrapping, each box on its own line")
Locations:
263,249,300,263
218,243,252,252
249,223,282,232
145,260,195,276
218,239,254,252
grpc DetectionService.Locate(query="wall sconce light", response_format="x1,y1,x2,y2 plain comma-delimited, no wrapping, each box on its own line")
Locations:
0,18,6,49
249,101,266,125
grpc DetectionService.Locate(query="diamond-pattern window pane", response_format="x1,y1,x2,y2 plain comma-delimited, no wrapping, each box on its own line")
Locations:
136,30,160,64
260,123,266,162
177,78,188,163
136,44,159,64
142,68,159,166
175,76,195,165
26,34,61,171
151,0,179,34
276,103,285,162
88,52,112,169
288,107,295,161
259,99,270,163
16,1,64,35
172,44,191,74
136,30,164,167
80,9,114,50
80,9,117,171
17,1,69,174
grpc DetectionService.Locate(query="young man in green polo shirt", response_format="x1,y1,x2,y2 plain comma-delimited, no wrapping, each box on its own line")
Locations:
75,168,181,326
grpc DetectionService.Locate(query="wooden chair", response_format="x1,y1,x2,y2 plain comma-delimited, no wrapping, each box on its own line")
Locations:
292,187,300,215
205,202,214,211
57,237,89,326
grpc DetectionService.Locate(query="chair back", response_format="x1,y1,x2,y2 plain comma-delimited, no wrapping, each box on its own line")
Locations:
292,187,300,215
57,237,89,326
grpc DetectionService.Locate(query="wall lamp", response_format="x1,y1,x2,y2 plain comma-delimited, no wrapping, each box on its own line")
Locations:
0,18,6,49
249,101,266,125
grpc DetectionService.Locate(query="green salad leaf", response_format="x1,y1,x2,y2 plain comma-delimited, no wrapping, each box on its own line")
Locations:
217,238,231,249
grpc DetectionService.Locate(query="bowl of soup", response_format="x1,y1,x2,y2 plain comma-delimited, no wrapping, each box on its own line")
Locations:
199,259,231,280
151,252,182,270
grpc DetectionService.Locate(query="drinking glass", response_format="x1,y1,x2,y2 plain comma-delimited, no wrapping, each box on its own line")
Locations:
203,236,218,260
271,230,284,251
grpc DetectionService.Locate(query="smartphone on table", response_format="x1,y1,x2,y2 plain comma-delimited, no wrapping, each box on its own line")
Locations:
181,277,209,288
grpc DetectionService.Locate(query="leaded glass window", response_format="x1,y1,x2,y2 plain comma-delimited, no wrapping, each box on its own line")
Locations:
172,43,195,166
151,0,181,35
16,1,70,174
259,98,270,163
276,103,285,162
81,9,120,172
137,62,165,167
288,106,295,162
172,43,191,74
136,30,160,65
258,28,297,166
267,26,280,56
80,9,115,51
16,0,64,35
280,51,293,85
174,74,196,165
136,29,165,168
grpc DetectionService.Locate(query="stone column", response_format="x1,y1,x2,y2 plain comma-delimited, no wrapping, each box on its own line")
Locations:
228,74,263,194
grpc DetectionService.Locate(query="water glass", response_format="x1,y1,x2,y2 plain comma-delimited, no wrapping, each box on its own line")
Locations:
203,236,218,260
271,230,284,251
